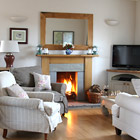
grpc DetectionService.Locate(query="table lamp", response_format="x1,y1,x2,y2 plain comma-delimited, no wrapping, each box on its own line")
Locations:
0,40,19,68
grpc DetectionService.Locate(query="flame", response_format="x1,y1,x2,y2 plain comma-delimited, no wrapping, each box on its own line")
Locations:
63,74,77,95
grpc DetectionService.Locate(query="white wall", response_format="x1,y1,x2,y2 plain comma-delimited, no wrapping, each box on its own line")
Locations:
135,1,140,44
0,0,136,88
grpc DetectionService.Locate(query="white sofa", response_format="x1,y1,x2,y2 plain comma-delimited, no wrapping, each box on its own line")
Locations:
112,79,140,139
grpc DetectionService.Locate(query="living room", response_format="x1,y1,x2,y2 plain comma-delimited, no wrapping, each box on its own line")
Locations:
0,0,140,140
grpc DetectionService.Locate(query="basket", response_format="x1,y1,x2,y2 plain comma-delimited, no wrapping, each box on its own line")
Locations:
87,90,102,103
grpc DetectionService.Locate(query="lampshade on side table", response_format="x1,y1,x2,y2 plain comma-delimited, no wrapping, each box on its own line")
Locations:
0,40,19,68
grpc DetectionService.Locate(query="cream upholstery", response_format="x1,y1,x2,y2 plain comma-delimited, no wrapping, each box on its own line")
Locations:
0,71,16,96
112,92,140,140
0,71,62,140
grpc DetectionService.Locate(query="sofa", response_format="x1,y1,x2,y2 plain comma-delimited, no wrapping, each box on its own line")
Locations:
112,79,140,139
10,66,68,115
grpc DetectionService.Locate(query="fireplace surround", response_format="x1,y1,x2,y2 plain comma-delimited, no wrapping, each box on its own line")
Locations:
37,54,98,101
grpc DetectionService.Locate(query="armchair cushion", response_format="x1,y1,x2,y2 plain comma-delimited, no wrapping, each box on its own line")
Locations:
33,72,51,91
44,102,60,116
0,96,44,110
26,91,54,102
115,92,140,115
6,84,29,99
22,87,34,91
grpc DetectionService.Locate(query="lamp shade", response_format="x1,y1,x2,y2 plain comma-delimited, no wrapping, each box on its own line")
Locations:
0,40,19,53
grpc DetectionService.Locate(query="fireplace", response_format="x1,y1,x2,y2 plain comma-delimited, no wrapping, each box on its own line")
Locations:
38,54,98,96
49,63,85,101
57,72,77,101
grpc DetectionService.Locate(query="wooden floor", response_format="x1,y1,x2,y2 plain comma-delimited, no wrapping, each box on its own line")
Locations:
0,108,135,140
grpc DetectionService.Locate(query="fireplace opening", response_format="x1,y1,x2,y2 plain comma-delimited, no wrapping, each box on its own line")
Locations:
57,72,78,100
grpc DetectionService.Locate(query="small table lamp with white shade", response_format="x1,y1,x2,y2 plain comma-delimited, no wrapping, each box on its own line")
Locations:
0,40,19,68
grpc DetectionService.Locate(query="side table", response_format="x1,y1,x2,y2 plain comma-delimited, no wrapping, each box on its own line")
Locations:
100,96,116,116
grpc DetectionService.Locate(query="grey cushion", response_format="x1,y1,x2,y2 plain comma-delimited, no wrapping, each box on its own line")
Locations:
41,89,63,102
23,87,63,102
22,87,34,91
10,66,42,87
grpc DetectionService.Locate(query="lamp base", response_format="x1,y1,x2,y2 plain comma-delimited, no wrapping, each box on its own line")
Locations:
4,53,15,68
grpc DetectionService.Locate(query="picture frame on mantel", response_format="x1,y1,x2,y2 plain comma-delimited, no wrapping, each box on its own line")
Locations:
10,28,28,44
53,31,74,45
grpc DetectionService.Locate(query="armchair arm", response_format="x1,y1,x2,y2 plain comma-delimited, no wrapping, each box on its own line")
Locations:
26,91,54,102
112,104,120,118
51,83,66,96
115,92,140,115
0,96,44,111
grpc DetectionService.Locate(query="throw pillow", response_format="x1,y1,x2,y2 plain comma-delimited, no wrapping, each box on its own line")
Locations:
33,72,51,91
6,84,29,99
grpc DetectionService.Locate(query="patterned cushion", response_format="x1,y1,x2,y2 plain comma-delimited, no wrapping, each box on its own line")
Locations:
33,72,51,91
6,84,29,99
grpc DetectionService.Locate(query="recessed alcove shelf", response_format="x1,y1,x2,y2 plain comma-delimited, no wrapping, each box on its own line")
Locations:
111,74,139,81
107,69,140,95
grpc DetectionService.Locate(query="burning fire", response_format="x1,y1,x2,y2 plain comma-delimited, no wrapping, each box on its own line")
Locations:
63,74,77,95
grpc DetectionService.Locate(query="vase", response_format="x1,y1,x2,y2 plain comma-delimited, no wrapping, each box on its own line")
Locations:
65,49,72,55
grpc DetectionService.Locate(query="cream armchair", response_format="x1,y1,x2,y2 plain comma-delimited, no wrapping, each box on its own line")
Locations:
0,71,62,140
112,79,140,139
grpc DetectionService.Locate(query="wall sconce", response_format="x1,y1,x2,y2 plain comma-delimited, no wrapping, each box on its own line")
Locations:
105,19,119,26
10,16,28,22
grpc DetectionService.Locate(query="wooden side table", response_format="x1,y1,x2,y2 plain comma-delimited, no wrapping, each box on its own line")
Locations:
0,67,10,71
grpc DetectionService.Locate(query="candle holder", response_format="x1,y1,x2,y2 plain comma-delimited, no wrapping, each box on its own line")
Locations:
87,47,93,55
92,46,98,55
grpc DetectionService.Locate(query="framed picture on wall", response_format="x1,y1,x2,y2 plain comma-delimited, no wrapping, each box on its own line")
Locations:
53,31,74,45
10,28,28,44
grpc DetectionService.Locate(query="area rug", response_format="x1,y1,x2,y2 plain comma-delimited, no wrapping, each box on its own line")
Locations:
68,101,100,109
